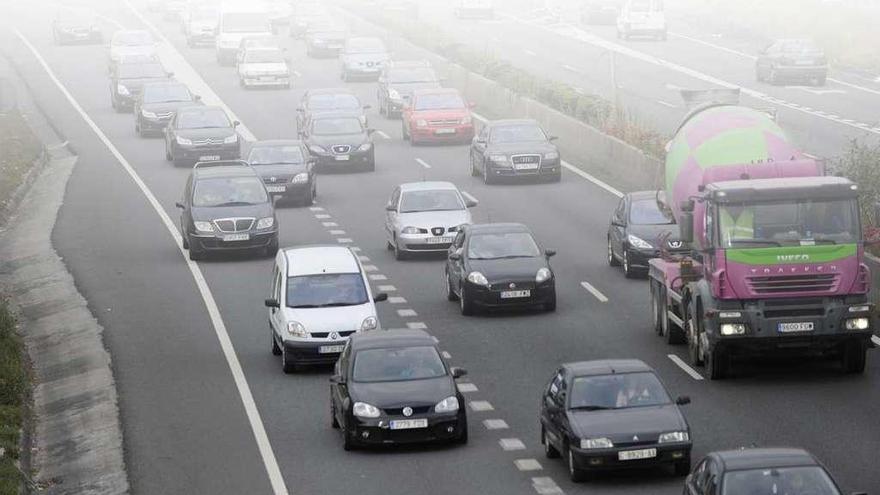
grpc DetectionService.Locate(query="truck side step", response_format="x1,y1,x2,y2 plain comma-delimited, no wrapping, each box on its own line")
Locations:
668,311,684,329
669,290,682,303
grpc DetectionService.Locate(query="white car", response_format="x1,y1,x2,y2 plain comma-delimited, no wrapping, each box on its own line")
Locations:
108,30,156,72
265,245,388,373
616,0,666,40
237,47,291,88
385,182,477,260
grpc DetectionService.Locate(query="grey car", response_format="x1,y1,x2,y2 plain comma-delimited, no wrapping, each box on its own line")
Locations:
469,119,562,183
385,182,477,260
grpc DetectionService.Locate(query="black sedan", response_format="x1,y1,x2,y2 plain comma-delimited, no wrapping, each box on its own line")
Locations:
110,61,172,112
52,15,102,45
330,329,468,450
175,161,278,260
445,223,556,315
305,26,347,58
134,81,201,137
376,60,441,118
684,448,858,495
756,38,828,86
302,112,375,172
245,140,317,206
607,190,682,278
540,360,692,482
470,119,561,183
164,106,241,167
296,88,369,134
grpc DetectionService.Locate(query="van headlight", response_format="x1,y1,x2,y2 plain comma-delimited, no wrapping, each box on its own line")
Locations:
193,221,213,232
845,318,869,331
434,396,459,413
466,271,489,287
659,431,689,443
353,402,380,418
720,323,746,336
287,321,307,337
361,316,378,331
536,268,552,283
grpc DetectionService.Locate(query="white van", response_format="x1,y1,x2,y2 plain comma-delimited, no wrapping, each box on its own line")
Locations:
616,0,666,41
215,6,272,65
265,245,388,373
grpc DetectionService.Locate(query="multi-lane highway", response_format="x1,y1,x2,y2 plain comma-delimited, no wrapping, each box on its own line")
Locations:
4,0,879,493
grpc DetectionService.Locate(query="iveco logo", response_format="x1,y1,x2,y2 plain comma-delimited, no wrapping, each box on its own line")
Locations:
778,254,810,262
330,332,339,340
402,407,413,417
668,241,683,249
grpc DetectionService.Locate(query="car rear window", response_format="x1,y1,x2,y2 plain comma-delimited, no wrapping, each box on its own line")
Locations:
248,145,305,165
353,346,446,382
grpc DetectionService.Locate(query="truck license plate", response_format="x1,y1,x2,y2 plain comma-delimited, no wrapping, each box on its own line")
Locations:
778,322,814,333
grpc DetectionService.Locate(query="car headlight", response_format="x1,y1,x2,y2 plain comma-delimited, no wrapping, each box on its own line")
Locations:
309,144,327,155
292,172,309,184
400,226,421,235
142,110,158,119
287,321,307,337
361,316,378,331
659,431,689,443
223,134,238,144
627,234,653,250
845,318,869,331
353,402,381,418
117,84,130,96
489,154,508,163
388,89,401,100
357,142,372,152
416,119,428,127
720,323,746,336
434,396,459,413
580,437,613,449
177,136,193,145
544,151,559,160
536,267,552,283
193,221,213,232
466,271,489,287
256,217,274,229
461,115,472,125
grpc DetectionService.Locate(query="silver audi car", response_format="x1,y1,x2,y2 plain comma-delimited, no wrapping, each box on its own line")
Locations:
385,182,478,260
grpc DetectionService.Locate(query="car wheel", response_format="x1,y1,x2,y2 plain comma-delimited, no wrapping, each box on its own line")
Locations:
482,160,495,184
842,340,867,374
459,285,475,316
188,247,205,261
281,346,297,374
470,154,480,177
173,157,188,168
301,185,315,206
342,419,357,451
165,145,172,161
544,291,557,312
567,446,588,482
815,74,827,87
674,456,691,477
393,237,407,260
542,427,560,458
402,122,410,141
363,160,375,172
264,237,279,258
271,328,281,356
182,233,189,250
607,236,620,267
446,270,459,301
769,67,781,85
330,400,340,429
454,420,468,444
622,248,636,278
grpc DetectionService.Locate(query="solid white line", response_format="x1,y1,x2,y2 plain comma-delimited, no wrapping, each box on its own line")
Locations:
668,354,705,381
377,284,397,292
656,100,677,108
441,351,452,359
12,30,290,495
461,191,479,204
375,130,391,139
415,158,432,169
580,281,609,303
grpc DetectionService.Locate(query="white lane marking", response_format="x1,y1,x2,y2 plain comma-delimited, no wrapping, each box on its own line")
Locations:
322,221,338,227
524,49,537,56
431,336,440,344
358,255,370,262
499,438,527,451
415,158,432,169
13,30,290,495
328,229,346,235
532,477,564,495
872,335,880,347
406,321,427,329
309,206,325,212
461,191,479,204
397,309,418,317
387,296,407,304
315,214,331,219
336,238,353,244
441,351,452,359
457,383,478,393
514,459,543,472
792,86,846,96
483,419,509,430
350,247,362,252
668,354,705,381
377,284,396,292
580,281,609,303
469,400,494,412
362,264,379,272
375,130,391,139
657,100,677,108
369,274,388,281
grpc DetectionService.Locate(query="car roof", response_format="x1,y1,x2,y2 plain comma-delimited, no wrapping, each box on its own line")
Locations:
562,359,653,377
466,222,530,234
193,164,258,180
486,118,540,127
248,139,304,147
398,181,459,192
412,88,461,97
713,448,819,471
628,190,663,201
283,245,360,277
178,104,224,114
305,87,356,96
349,329,436,351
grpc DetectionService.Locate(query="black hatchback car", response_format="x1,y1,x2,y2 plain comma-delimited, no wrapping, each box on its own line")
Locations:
756,38,828,86
303,112,375,172
684,448,858,495
110,61,172,112
175,161,278,260
470,119,561,183
607,190,681,278
164,105,241,167
540,360,692,482
330,329,468,450
245,140,317,206
134,81,201,136
444,223,556,315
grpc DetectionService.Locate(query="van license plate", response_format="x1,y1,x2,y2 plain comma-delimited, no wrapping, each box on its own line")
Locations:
222,234,249,242
778,322,814,333
319,345,345,354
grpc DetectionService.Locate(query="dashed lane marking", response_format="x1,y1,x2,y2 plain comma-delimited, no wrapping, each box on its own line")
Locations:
369,274,388,281
387,296,407,304
378,284,397,292
358,255,370,262
457,383,478,393
514,459,543,472
441,351,452,359
397,309,418,317
375,130,391,139
415,158,432,169
532,477,564,495
668,354,705,381
499,438,527,451
469,400,495,412
461,191,479,204
315,214,331,219
328,230,346,235
407,321,427,329
362,264,379,272
336,238,353,244
580,281,609,303
309,206,325,211
657,100,677,108
322,221,338,227
350,247,362,252
483,419,509,430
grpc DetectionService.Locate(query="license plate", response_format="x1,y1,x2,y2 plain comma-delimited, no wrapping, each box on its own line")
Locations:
318,344,345,354
334,155,350,161
778,322,814,333
265,185,286,193
619,448,657,461
389,419,428,430
222,233,249,242
199,155,220,161
435,128,456,135
500,290,530,299
514,162,540,170
426,237,454,244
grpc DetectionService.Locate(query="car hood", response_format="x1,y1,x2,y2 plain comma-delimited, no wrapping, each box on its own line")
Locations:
251,163,308,178
350,376,455,409
343,52,390,64
117,76,172,90
240,62,289,74
175,127,237,140
111,45,156,60
486,141,557,155
397,210,471,229
309,33,346,42
410,108,470,121
191,202,274,223
568,404,687,443
281,302,375,333
626,223,680,250
141,101,198,113
307,109,366,120
308,133,369,148
468,256,548,283
389,81,443,97
188,20,217,30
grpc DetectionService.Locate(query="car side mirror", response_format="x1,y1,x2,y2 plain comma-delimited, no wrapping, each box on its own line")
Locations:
450,367,467,379
449,251,461,261
363,104,372,110
385,204,396,211
548,135,559,142
193,94,202,101
366,128,376,135
675,396,691,406
264,298,280,308
233,120,240,127
175,202,185,209
330,374,345,384
373,292,388,303
464,197,478,208
544,249,556,258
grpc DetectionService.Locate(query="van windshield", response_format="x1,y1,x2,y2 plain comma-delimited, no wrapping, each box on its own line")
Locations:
286,273,368,308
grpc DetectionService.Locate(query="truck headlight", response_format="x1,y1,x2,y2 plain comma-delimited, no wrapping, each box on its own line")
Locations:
659,431,689,443
193,221,213,232
256,217,274,229
292,172,309,184
580,437,613,449
466,271,489,287
117,84,130,96
177,136,193,145
287,321,307,337
720,323,746,336
845,318,869,331
361,316,378,331
223,134,238,144
627,234,653,250
353,402,380,418
434,396,459,413
536,267,552,283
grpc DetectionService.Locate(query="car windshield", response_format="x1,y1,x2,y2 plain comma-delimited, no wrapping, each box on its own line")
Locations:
117,64,166,79
414,93,465,111
388,68,437,84
311,30,344,38
222,12,269,33
717,199,858,248
308,94,360,110
346,38,386,53
286,273,368,308
490,124,547,143
113,31,153,46
248,145,305,165
353,346,447,383
780,40,822,55
143,85,191,104
311,117,363,135
244,50,284,63
399,190,464,213
630,199,673,225
177,109,231,129
722,467,841,495
192,176,268,207
467,232,541,260
569,372,670,410
191,8,218,21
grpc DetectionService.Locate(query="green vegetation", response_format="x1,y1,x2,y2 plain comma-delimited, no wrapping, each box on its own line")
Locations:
0,302,26,494
0,109,42,222
836,140,880,243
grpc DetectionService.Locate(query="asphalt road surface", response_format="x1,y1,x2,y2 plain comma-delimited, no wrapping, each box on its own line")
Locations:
4,0,879,494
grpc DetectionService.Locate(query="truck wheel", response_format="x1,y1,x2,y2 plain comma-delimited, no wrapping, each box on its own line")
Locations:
607,236,621,267
706,344,728,380
651,283,662,334
687,303,705,366
842,340,867,374
674,456,691,476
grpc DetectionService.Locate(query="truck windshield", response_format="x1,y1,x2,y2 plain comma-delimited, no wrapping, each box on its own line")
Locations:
718,199,858,248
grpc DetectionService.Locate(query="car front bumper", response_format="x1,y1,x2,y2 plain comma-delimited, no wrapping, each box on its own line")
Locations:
486,160,562,179
312,150,374,169
263,180,312,199
399,232,458,253
174,143,241,164
350,410,466,445
241,74,291,87
571,442,691,471
411,125,475,143
282,339,348,365
189,229,277,252
466,280,555,308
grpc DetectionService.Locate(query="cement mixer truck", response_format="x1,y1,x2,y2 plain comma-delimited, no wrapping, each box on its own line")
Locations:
648,90,873,379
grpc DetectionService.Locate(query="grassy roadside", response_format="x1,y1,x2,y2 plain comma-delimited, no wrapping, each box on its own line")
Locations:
0,302,26,495
0,109,42,222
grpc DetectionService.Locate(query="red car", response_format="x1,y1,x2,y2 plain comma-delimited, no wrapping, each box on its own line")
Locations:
402,88,475,145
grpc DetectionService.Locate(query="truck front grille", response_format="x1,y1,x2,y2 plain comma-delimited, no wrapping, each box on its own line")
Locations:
747,274,839,294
